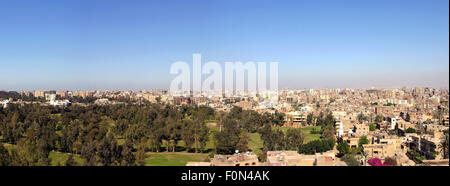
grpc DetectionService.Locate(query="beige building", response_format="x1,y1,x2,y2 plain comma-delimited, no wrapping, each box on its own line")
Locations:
396,120,416,131
363,144,396,159
34,91,45,98
342,136,359,148
284,111,307,126
234,100,253,110
210,152,259,166
443,115,449,127
57,90,68,98
354,124,369,137
186,162,212,166
363,134,403,159
408,134,443,160
419,135,442,160
267,151,315,166
267,150,345,166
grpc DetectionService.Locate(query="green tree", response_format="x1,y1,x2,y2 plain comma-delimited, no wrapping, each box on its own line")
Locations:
215,117,240,154
0,143,11,166
357,112,368,122
341,154,360,166
405,113,410,122
121,139,136,166
285,128,304,150
181,113,210,153
65,154,78,166
337,142,350,155
369,123,376,131
298,139,334,154
405,127,416,133
96,133,122,166
81,141,97,166
258,124,285,151
136,140,146,166
439,130,449,159
322,128,336,142
236,130,250,153
375,115,383,123
307,113,313,125
358,136,369,147
181,119,196,152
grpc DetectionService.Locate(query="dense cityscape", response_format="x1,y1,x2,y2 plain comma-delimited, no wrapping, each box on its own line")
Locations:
1,1,449,186
1,87,448,166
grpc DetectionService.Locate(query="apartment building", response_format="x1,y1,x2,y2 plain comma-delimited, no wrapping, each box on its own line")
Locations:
56,90,68,98
284,111,306,126
266,151,345,166
210,152,259,166
408,134,443,160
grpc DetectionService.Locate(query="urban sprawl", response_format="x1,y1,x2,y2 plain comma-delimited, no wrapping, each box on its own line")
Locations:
0,87,448,166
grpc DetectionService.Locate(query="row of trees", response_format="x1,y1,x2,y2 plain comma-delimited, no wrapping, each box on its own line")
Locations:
214,107,287,154
214,108,338,159
0,102,217,165
0,101,289,165
1,100,348,166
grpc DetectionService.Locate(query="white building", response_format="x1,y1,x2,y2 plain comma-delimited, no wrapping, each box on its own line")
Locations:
391,117,398,130
0,99,10,108
45,94,56,101
299,106,312,112
336,121,344,137
50,99,71,107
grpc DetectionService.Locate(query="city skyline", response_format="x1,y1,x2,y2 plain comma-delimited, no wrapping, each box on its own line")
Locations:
1,86,449,93
0,0,449,90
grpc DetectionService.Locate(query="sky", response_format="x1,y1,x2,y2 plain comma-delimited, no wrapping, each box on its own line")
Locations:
0,0,448,91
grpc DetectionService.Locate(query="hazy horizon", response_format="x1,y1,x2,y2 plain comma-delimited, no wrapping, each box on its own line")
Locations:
1,85,449,92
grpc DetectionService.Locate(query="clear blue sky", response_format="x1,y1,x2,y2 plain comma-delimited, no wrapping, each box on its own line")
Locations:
0,0,448,91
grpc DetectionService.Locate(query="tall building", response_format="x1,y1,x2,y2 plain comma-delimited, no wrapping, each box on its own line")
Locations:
57,90,68,98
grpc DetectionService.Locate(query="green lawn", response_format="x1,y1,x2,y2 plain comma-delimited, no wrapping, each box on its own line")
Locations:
204,125,321,155
1,143,85,166
206,125,263,154
299,126,322,143
144,152,209,166
274,126,322,143
2,124,322,166
248,133,263,154
48,151,85,166
2,142,16,151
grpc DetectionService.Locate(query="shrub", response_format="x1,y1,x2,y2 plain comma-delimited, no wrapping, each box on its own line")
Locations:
368,158,389,166
337,142,350,155
341,154,360,166
369,123,376,131
298,139,335,155
405,127,416,133
383,157,397,166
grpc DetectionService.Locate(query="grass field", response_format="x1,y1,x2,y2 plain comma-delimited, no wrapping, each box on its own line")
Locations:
2,125,322,166
299,126,322,143
206,125,264,154
48,151,85,166
248,133,264,154
171,125,321,156
1,143,85,166
274,126,322,143
2,142,16,151
144,152,209,166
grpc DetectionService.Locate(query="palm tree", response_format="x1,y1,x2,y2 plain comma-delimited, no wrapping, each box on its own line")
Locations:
439,132,449,159
361,151,368,166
